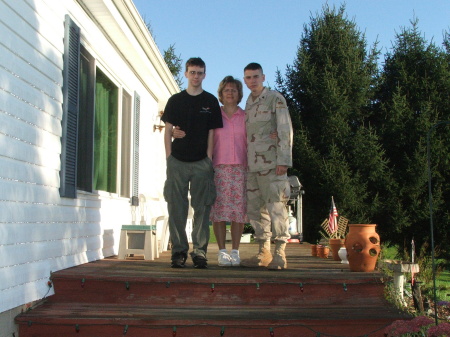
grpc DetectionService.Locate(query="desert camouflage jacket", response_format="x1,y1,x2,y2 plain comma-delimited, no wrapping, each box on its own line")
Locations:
245,87,293,172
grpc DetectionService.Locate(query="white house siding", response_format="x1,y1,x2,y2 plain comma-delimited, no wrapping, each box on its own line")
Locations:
0,0,177,324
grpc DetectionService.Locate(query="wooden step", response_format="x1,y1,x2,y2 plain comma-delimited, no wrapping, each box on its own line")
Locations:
15,243,411,337
16,303,404,337
50,278,388,307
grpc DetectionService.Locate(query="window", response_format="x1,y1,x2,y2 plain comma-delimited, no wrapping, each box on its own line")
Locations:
60,15,140,199
93,69,118,193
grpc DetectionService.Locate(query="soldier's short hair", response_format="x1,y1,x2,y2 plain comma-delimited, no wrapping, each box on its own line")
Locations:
217,76,244,104
244,62,263,73
185,57,206,72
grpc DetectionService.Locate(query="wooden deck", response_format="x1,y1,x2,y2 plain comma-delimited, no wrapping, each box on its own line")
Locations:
55,242,376,280
16,242,411,337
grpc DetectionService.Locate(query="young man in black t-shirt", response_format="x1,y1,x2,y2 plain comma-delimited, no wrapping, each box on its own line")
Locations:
162,57,222,268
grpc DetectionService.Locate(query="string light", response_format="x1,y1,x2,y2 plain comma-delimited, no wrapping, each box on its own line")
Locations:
17,321,391,336
211,283,215,293
299,283,304,292
343,283,347,292
125,282,130,290
256,283,260,290
81,278,85,288
166,281,171,288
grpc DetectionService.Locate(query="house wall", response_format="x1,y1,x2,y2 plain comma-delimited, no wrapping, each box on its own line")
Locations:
0,0,177,326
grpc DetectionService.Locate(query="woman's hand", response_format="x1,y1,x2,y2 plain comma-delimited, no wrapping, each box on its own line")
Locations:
172,126,186,138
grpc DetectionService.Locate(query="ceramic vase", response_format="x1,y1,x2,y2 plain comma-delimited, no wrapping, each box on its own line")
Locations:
338,247,348,264
329,238,345,261
345,224,380,272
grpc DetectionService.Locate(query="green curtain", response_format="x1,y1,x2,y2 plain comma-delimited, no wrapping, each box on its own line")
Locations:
94,70,118,193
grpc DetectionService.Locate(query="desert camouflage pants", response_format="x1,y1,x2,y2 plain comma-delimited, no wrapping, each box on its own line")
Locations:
247,169,290,242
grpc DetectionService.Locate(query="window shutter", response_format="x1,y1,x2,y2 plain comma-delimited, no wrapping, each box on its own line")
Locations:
131,92,140,206
60,15,80,198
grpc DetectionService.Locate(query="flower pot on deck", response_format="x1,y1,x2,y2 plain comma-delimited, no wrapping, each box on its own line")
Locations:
345,224,380,272
311,244,318,256
329,238,345,261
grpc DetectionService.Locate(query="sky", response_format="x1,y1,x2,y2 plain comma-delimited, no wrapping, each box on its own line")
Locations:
132,0,449,100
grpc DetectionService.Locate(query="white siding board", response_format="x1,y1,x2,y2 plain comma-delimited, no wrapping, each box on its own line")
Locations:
1,274,54,314
0,223,103,248
6,0,65,54
1,0,63,68
0,92,62,138
0,70,62,122
1,258,56,291
0,37,63,96
0,202,103,224
0,44,63,104
0,111,61,154
0,157,60,188
0,134,60,169
0,237,103,275
0,179,60,204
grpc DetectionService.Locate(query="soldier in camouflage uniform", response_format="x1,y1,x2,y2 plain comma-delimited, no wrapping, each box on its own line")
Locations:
241,62,293,270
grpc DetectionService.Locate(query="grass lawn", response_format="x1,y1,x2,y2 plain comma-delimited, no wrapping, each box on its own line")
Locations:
209,225,217,243
381,244,450,302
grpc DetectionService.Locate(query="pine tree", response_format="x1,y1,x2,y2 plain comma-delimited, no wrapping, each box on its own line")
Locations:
374,19,450,256
276,4,390,242
163,44,184,88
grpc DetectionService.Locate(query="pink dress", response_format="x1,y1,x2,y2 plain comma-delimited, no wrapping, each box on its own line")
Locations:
210,107,248,223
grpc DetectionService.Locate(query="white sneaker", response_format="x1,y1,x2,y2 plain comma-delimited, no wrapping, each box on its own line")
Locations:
218,251,232,267
230,250,240,267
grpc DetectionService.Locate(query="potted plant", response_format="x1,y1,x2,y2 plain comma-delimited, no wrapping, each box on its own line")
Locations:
319,216,349,261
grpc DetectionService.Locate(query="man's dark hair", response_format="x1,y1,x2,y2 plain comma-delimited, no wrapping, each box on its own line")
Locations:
244,62,263,73
185,57,206,72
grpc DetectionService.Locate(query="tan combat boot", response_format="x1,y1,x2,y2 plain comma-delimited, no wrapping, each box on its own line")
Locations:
267,241,287,270
240,240,272,267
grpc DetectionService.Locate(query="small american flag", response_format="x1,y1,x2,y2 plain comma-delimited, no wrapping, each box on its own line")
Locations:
328,197,338,234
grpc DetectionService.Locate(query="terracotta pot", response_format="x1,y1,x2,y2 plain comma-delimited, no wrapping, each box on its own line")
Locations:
345,224,380,272
321,246,330,258
316,245,329,258
329,238,345,261
311,244,318,256
317,245,323,257
316,245,323,257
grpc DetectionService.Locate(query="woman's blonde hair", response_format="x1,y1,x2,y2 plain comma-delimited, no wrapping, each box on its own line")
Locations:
217,76,243,104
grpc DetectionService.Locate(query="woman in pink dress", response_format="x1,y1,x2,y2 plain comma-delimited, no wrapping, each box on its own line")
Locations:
209,76,248,266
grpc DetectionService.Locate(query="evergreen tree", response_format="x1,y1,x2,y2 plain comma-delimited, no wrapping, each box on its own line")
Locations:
163,44,184,88
143,18,183,88
374,19,450,256
276,4,391,242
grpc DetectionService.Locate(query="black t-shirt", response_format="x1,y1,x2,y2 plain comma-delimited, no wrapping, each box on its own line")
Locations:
162,90,222,162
